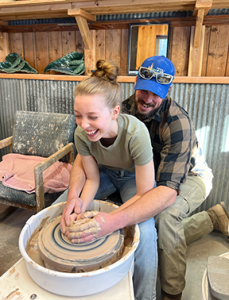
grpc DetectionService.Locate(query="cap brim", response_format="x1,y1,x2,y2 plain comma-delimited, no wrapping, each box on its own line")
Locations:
134,75,170,99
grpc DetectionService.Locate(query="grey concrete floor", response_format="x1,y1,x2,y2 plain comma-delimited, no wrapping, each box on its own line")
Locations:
0,208,229,300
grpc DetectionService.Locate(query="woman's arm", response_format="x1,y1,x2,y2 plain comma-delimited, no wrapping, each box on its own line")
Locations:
60,154,86,232
79,155,100,213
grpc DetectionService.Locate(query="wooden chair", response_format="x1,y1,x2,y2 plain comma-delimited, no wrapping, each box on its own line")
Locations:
0,111,76,212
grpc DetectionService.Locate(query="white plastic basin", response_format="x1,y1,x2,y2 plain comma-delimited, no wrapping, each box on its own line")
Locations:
19,200,140,297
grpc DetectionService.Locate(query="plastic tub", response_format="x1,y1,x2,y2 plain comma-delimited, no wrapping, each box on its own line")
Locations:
19,200,140,297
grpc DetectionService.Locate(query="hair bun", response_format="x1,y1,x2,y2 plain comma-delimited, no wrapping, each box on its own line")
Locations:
92,59,118,83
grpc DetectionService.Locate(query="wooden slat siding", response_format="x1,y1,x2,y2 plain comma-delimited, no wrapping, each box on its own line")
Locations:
61,31,76,55
75,30,84,53
0,32,4,51
35,32,49,74
226,51,229,76
105,29,121,69
96,29,105,62
188,25,205,76
206,25,229,76
48,31,62,74
84,29,96,75
120,28,128,76
24,32,36,70
201,25,211,76
170,27,191,76
0,32,10,62
9,32,24,59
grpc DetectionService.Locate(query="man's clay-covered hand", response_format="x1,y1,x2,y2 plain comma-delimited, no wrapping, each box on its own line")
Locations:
65,211,117,243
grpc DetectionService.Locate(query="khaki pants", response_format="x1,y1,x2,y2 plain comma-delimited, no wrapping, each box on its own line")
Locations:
155,175,213,295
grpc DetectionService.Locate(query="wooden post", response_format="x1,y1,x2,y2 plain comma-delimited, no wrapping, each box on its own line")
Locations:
193,0,212,49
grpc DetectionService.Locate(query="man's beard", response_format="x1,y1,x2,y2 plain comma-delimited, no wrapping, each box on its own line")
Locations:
135,99,157,120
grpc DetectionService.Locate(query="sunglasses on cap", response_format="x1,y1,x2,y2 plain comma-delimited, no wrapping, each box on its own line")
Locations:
139,66,174,85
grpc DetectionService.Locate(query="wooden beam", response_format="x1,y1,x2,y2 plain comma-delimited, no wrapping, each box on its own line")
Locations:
188,25,205,76
193,0,212,16
1,15,229,33
68,9,95,50
0,20,7,26
193,0,212,48
68,8,96,22
0,73,229,84
193,8,205,48
74,16,91,49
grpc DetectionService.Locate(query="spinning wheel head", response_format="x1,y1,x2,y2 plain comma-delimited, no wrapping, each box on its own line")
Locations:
38,216,124,273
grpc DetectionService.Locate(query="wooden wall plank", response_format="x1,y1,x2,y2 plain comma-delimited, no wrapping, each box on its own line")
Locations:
75,30,84,53
170,27,191,76
84,30,96,75
35,32,49,74
120,28,128,76
0,32,10,62
105,29,121,68
188,25,205,76
0,32,4,51
49,31,62,62
23,32,36,70
206,25,229,76
201,25,211,76
61,31,76,55
96,29,105,62
48,31,62,74
9,33,24,58
226,52,229,76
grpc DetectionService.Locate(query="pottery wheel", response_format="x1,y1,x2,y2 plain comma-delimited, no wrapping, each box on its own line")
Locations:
38,216,124,273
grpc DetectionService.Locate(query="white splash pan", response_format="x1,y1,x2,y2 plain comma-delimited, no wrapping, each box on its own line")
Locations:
19,200,140,297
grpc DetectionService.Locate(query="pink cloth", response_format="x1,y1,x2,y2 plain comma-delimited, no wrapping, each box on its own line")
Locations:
0,153,72,194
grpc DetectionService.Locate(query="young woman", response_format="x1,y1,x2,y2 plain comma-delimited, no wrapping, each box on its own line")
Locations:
61,60,158,300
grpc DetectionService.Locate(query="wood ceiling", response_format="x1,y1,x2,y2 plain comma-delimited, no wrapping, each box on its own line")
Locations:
0,0,228,21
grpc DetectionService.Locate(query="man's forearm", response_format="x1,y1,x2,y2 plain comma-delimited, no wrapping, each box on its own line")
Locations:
112,185,177,228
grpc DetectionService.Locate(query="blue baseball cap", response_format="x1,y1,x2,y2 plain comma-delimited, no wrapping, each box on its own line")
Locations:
134,56,175,99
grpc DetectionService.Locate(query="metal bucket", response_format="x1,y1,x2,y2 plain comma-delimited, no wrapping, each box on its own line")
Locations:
19,200,140,297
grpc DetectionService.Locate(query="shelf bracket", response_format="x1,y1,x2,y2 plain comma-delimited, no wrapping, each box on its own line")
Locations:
193,0,212,48
68,9,96,50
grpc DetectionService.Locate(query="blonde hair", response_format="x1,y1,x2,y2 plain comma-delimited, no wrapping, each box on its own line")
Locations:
74,60,121,109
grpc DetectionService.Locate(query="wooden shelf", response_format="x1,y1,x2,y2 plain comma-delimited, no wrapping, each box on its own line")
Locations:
0,73,229,84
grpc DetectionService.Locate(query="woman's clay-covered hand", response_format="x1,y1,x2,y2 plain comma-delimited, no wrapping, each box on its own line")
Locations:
60,195,84,234
65,211,118,243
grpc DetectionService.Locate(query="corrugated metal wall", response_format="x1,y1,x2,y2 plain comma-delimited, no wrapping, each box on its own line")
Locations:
0,79,228,212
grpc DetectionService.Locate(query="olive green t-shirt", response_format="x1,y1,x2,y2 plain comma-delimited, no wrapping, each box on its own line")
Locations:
74,114,153,172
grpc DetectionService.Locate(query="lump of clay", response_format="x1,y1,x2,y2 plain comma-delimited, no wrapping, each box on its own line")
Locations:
44,52,85,75
0,53,38,74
